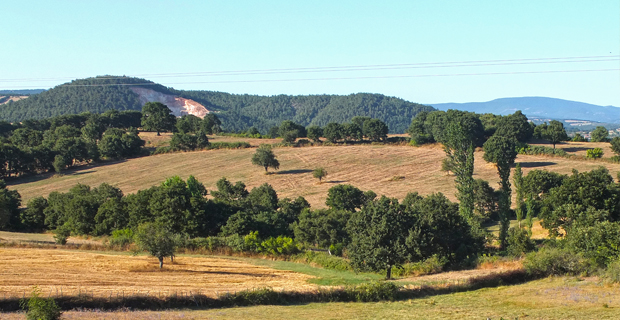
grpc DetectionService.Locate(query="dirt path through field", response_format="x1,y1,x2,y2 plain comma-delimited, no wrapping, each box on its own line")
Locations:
0,248,315,298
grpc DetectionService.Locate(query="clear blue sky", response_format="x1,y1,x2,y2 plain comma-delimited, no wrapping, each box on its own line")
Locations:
2,0,619,106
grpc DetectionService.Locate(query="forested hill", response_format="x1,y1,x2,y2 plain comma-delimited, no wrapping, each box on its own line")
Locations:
0,76,434,133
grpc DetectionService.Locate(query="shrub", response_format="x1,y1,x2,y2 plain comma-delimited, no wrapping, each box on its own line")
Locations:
586,148,604,159
244,231,262,252
518,145,568,157
109,228,134,249
610,156,620,163
392,255,447,277
261,236,300,255
20,287,62,320
53,224,71,245
604,259,620,283
347,281,398,302
328,243,344,256
506,227,535,256
524,247,592,277
571,133,587,142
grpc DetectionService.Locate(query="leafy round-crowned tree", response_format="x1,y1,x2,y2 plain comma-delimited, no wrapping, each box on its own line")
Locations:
135,222,180,269
141,102,176,136
251,144,280,173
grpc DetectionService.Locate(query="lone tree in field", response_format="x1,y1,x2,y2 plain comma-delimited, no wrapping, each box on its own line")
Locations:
313,167,328,183
251,144,280,173
135,222,180,269
483,135,518,249
542,120,568,149
141,102,176,136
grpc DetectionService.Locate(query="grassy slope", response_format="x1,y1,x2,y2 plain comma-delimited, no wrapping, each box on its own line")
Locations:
8,138,620,208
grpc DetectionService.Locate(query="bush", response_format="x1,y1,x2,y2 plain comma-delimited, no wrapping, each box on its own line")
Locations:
604,259,620,283
571,133,587,142
392,255,447,277
109,228,134,249
261,236,300,255
53,224,71,245
586,148,604,159
518,145,568,157
20,287,62,320
347,281,398,302
506,227,535,256
328,243,344,256
524,247,592,277
610,155,620,163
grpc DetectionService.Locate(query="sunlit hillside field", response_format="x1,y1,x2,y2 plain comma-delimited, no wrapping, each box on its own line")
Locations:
8,139,620,208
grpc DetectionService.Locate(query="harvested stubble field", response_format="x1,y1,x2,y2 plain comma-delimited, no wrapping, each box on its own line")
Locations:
3,278,619,319
8,141,620,208
0,247,315,299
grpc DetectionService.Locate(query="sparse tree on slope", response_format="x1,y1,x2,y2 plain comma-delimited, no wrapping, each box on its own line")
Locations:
251,144,280,173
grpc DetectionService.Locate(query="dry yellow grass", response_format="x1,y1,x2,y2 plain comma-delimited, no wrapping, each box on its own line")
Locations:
0,247,315,298
8,142,620,208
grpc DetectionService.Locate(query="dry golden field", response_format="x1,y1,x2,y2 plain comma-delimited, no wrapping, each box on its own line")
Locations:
3,278,619,320
8,141,620,208
0,247,315,299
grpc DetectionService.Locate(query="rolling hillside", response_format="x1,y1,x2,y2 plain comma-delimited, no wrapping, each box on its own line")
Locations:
0,76,434,133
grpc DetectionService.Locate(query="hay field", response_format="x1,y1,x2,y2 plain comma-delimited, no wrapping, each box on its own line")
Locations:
0,247,315,298
4,278,618,320
8,142,620,208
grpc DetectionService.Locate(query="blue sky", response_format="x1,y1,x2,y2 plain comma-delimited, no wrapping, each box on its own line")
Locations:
2,0,619,106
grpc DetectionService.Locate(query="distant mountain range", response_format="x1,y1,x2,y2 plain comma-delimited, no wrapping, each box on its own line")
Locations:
431,97,620,124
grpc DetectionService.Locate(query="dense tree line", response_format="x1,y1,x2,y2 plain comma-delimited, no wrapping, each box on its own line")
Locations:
2,76,434,134
0,110,145,178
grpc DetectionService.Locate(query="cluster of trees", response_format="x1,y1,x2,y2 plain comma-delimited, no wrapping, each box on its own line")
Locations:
0,110,144,177
512,167,620,267
305,117,389,143
2,175,485,278
2,76,434,134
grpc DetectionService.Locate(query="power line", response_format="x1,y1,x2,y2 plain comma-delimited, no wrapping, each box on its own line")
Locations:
0,55,618,83
12,68,609,88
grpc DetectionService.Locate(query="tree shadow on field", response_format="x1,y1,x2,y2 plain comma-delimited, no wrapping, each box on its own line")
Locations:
562,147,589,153
169,269,277,277
5,159,127,186
277,169,313,175
516,162,556,168
326,180,346,184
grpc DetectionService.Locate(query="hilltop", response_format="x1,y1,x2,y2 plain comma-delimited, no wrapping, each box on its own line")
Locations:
0,76,433,133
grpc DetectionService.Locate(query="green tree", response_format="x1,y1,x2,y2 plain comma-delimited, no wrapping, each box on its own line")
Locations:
313,167,328,183
542,120,568,149
201,114,222,134
306,126,323,142
513,163,525,225
439,111,484,233
403,192,482,265
483,135,518,249
610,137,620,155
363,118,389,142
141,102,176,136
494,111,533,143
251,144,280,173
326,184,374,212
590,126,609,142
135,222,181,269
323,122,344,143
572,133,587,142
0,179,22,230
347,196,408,279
